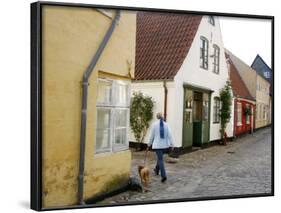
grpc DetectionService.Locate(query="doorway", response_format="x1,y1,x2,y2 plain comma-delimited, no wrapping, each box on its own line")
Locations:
183,88,210,148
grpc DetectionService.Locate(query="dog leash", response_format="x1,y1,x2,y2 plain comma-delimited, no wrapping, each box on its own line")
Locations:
143,150,148,165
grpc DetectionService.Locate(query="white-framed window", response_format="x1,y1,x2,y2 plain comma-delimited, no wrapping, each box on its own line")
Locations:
237,102,242,126
95,78,130,154
200,36,209,69
213,44,220,74
213,97,220,123
208,16,215,26
246,104,250,124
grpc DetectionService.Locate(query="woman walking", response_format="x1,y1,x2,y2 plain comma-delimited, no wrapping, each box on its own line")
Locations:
146,112,174,183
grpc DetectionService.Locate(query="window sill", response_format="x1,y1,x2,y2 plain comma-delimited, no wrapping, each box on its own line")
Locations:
200,66,208,70
94,148,129,158
113,146,129,152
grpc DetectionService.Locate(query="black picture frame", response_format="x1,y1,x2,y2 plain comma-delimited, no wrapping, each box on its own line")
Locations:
31,1,274,211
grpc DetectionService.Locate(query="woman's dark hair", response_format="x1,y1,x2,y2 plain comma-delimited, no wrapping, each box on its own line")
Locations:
160,117,164,139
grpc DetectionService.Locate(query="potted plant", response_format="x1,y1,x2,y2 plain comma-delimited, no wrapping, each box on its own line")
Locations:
244,106,252,116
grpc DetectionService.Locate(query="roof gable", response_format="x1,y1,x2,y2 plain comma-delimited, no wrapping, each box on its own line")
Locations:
251,54,271,71
251,54,272,84
135,11,202,80
226,53,254,101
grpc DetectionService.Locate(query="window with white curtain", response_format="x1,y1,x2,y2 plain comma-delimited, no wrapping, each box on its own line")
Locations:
95,78,130,154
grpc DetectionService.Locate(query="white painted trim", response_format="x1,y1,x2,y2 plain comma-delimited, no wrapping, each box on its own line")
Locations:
94,78,131,156
236,97,256,104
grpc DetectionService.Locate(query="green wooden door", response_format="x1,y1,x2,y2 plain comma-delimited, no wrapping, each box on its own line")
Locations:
192,91,202,146
193,121,202,146
182,89,193,148
201,92,210,144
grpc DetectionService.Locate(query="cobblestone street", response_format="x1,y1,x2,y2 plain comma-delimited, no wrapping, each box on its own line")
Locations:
98,127,272,204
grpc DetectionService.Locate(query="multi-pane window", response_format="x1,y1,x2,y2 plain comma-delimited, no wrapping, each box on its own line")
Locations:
213,97,220,123
208,16,215,26
237,102,242,125
200,37,209,69
96,108,111,152
213,45,220,74
114,109,128,148
96,78,130,154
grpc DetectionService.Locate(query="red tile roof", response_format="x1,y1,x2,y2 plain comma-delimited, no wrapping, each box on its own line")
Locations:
135,11,202,80
226,53,254,101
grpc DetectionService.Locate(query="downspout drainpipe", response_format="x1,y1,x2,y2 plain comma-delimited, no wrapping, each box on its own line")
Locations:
163,81,168,121
77,10,121,205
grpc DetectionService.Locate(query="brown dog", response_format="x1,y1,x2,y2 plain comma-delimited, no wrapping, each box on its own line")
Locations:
138,165,150,189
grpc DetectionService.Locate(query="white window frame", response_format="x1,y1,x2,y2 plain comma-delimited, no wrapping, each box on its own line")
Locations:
213,44,220,74
237,102,242,126
213,97,220,123
95,78,131,154
112,108,130,152
200,36,209,70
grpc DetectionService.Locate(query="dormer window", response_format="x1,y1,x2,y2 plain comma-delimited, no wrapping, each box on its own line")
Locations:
208,16,215,26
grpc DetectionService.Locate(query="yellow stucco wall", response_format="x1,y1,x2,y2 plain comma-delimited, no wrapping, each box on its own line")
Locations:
255,75,270,129
42,5,136,208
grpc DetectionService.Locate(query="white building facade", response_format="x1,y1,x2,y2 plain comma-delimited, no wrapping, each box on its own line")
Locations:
130,14,234,149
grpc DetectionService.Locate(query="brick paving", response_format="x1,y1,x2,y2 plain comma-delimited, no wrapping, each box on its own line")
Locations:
98,127,272,204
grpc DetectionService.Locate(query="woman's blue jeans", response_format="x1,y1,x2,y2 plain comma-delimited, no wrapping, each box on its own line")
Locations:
155,149,167,178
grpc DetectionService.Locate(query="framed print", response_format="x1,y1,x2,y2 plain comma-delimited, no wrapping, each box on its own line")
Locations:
31,1,274,211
